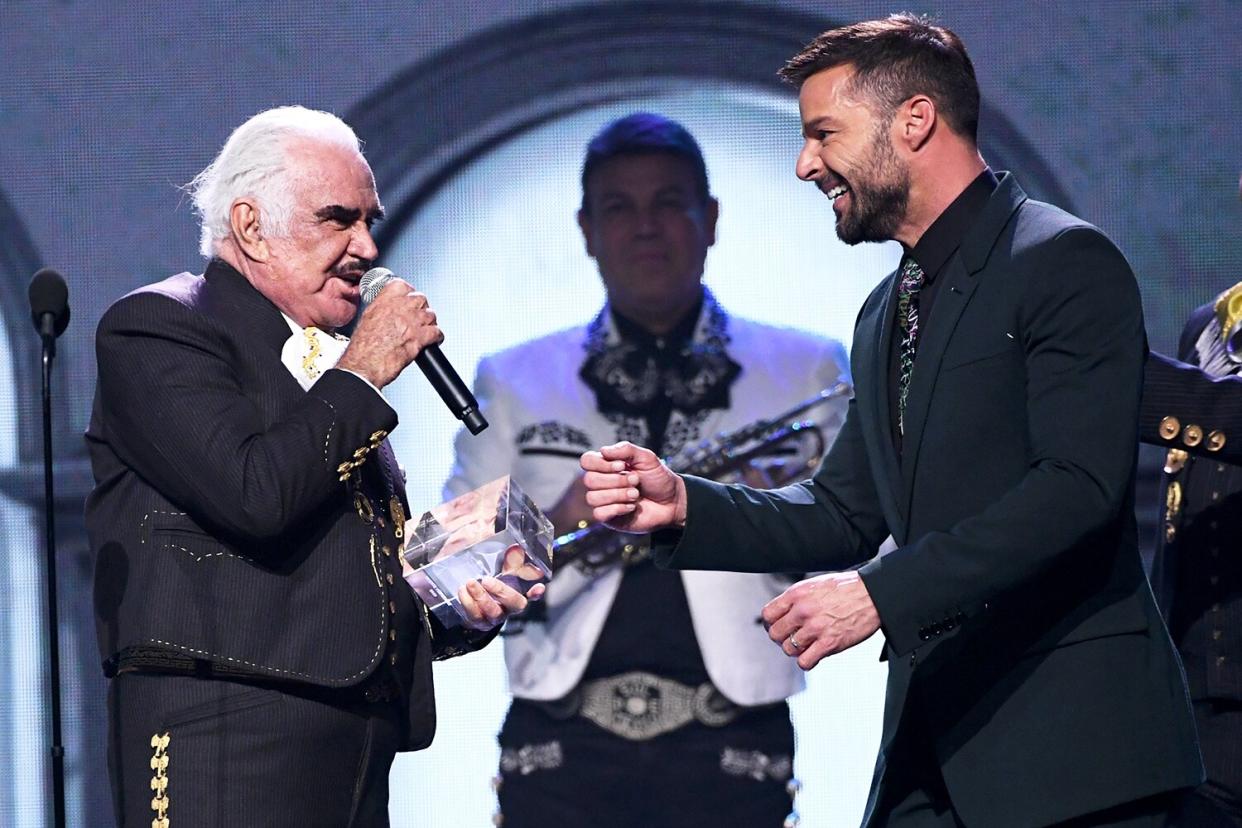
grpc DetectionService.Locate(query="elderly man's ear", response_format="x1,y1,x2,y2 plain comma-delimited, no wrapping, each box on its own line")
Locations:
230,199,270,263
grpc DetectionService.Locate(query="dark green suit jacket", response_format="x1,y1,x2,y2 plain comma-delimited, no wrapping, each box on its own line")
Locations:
658,175,1202,826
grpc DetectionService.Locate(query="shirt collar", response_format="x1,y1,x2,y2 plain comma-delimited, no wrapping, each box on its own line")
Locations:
907,167,998,278
579,286,740,416
609,293,704,355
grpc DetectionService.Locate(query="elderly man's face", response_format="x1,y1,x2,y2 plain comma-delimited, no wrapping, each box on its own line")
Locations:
259,139,382,330
578,153,717,325
795,64,910,245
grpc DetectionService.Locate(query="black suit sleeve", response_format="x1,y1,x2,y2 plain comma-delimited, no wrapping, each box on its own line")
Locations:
1141,350,1242,464
95,291,398,546
654,395,889,574
859,227,1145,656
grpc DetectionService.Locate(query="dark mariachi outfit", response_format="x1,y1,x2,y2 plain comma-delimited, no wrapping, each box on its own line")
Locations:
86,260,489,828
1143,286,1242,825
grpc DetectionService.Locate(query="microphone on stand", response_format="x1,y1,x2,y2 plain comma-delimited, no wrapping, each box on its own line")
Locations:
359,267,488,435
28,267,68,828
29,268,70,356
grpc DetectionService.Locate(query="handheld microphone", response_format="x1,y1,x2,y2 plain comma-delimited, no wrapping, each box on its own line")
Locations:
29,268,70,356
359,267,488,435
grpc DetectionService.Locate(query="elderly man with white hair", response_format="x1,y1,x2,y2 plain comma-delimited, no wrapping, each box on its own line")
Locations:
85,105,538,827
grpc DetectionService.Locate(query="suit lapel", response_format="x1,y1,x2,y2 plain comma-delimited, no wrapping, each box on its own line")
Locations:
898,174,1028,507
201,259,295,358
898,255,979,502
855,271,905,539
201,259,339,405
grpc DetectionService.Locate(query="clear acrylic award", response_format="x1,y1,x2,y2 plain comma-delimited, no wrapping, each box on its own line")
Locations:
402,476,553,628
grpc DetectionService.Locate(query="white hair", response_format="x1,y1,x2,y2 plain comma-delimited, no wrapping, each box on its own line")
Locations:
187,106,362,257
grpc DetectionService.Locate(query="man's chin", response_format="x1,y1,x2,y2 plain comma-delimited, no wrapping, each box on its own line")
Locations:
833,211,894,246
316,300,360,331
833,215,865,246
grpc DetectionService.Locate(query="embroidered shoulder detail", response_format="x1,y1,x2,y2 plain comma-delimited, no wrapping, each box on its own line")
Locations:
516,421,593,450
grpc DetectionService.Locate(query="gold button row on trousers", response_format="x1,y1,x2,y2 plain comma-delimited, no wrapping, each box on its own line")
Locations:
149,731,170,828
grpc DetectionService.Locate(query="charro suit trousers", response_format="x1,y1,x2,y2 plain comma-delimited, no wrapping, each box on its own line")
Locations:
108,672,403,827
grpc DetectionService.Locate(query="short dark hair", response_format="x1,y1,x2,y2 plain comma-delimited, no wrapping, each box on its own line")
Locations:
779,13,980,141
580,112,710,213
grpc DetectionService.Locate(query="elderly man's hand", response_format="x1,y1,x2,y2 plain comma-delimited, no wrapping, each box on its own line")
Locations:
762,571,881,670
338,279,443,388
456,575,546,632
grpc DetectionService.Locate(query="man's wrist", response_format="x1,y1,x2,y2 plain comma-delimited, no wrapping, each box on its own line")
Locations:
334,365,386,399
334,355,381,388
672,474,689,529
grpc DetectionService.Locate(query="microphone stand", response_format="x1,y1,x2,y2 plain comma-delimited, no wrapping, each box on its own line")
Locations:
38,314,66,828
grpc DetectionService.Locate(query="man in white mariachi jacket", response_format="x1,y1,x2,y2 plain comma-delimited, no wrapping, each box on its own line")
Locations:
444,113,850,828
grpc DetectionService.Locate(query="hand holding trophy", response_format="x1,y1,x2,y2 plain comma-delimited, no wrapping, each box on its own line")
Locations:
402,476,552,630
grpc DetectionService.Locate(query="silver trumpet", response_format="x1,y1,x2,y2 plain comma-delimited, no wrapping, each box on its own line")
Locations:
553,381,853,576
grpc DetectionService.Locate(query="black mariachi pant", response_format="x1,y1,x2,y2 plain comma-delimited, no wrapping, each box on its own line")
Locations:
495,698,796,828
107,672,404,828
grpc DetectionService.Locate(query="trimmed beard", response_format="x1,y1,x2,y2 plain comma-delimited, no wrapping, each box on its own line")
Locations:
834,124,911,245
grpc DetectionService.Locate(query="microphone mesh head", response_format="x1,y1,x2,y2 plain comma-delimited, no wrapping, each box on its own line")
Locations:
359,267,395,305
29,268,68,316
29,267,71,335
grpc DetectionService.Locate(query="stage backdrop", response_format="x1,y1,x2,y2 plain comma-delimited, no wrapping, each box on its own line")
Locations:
0,2,1237,825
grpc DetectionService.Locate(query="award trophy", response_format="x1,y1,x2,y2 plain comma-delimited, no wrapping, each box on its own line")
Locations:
402,476,553,628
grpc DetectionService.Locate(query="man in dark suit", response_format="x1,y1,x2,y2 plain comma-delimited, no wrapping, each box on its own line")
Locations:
86,105,539,827
1142,266,1242,824
580,15,1202,827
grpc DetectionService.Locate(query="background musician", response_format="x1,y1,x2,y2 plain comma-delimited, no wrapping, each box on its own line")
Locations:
443,112,851,828
1140,172,1242,825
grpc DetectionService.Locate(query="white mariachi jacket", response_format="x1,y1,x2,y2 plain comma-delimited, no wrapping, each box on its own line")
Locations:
444,295,850,706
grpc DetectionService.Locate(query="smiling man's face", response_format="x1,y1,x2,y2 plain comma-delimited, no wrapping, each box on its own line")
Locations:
795,63,911,245
256,138,383,330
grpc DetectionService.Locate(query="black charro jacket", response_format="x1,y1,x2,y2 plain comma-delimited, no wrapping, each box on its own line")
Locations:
86,259,486,750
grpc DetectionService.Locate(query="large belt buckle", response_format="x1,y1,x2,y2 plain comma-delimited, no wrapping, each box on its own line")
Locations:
692,683,742,728
579,671,695,741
